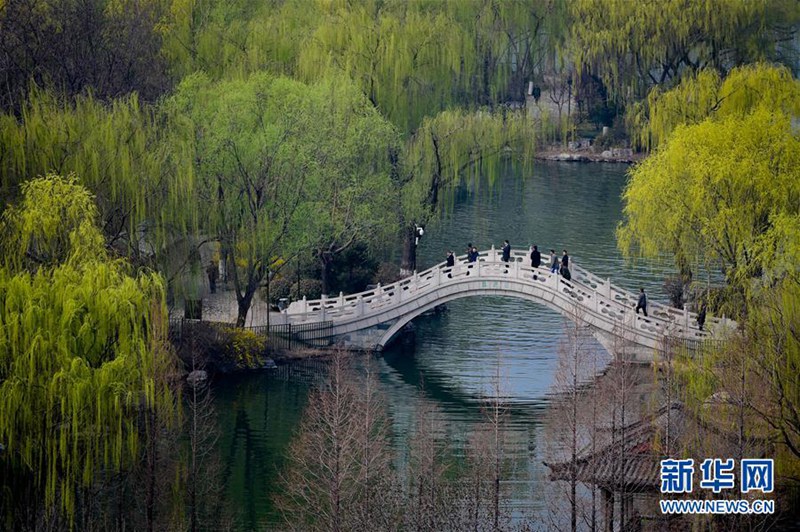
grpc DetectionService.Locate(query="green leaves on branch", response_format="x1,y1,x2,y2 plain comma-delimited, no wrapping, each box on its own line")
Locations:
567,0,800,103
0,175,177,520
401,108,536,224
618,107,800,297
629,63,800,149
169,72,400,315
0,87,194,260
158,0,560,132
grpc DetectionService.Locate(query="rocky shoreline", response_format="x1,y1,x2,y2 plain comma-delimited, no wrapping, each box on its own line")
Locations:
535,146,643,164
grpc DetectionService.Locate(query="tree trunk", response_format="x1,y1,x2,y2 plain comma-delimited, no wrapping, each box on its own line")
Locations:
400,225,416,277
235,273,259,328
320,250,335,296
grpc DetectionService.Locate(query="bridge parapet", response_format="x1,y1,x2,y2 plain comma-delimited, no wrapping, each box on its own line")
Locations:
282,249,735,354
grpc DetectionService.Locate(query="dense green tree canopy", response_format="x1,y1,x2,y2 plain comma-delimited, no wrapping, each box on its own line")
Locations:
158,0,563,132
0,88,194,261
618,107,800,299
568,0,800,103
169,72,399,318
0,175,176,519
629,63,800,149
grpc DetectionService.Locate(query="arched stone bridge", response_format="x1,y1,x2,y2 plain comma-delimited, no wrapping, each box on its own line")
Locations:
277,248,735,362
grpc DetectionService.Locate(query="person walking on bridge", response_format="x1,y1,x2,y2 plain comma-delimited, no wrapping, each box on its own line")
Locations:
502,240,511,262
530,245,541,269
635,288,648,317
549,249,558,273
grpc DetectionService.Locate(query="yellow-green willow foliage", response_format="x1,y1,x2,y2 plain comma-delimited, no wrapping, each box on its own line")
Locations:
168,71,399,321
297,0,561,132
0,87,195,258
0,175,178,519
629,63,800,149
567,0,800,103
158,0,317,80
158,0,563,133
401,108,536,223
617,107,800,307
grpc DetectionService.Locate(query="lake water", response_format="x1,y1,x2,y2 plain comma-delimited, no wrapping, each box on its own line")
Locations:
211,161,675,529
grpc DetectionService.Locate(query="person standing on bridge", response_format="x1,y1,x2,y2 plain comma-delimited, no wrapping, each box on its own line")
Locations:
470,246,480,262
549,249,558,273
467,243,476,263
635,288,648,317
502,240,511,262
530,245,541,268
560,249,571,280
446,250,455,267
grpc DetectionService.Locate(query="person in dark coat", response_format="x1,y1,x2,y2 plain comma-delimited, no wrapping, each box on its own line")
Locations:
549,249,559,273
559,249,571,280
467,243,476,262
446,250,455,267
530,245,541,268
696,304,707,331
635,288,648,316
206,261,219,294
501,240,511,262
470,246,479,262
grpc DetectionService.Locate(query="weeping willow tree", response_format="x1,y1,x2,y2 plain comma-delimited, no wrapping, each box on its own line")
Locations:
618,106,800,313
628,63,800,150
567,0,800,106
168,72,399,321
397,108,537,273
297,0,562,132
157,0,317,80
158,0,563,132
0,87,195,264
0,175,178,524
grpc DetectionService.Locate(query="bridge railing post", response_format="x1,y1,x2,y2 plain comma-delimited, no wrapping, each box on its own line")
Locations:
320,294,326,321
301,296,307,314
514,256,520,277
434,266,441,286
490,244,496,262
338,291,344,307
684,306,689,329
357,295,364,317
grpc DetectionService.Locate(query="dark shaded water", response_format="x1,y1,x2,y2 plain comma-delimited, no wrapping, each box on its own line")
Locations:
211,162,675,529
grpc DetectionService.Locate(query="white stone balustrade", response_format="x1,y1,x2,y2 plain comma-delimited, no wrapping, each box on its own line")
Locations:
281,250,735,357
